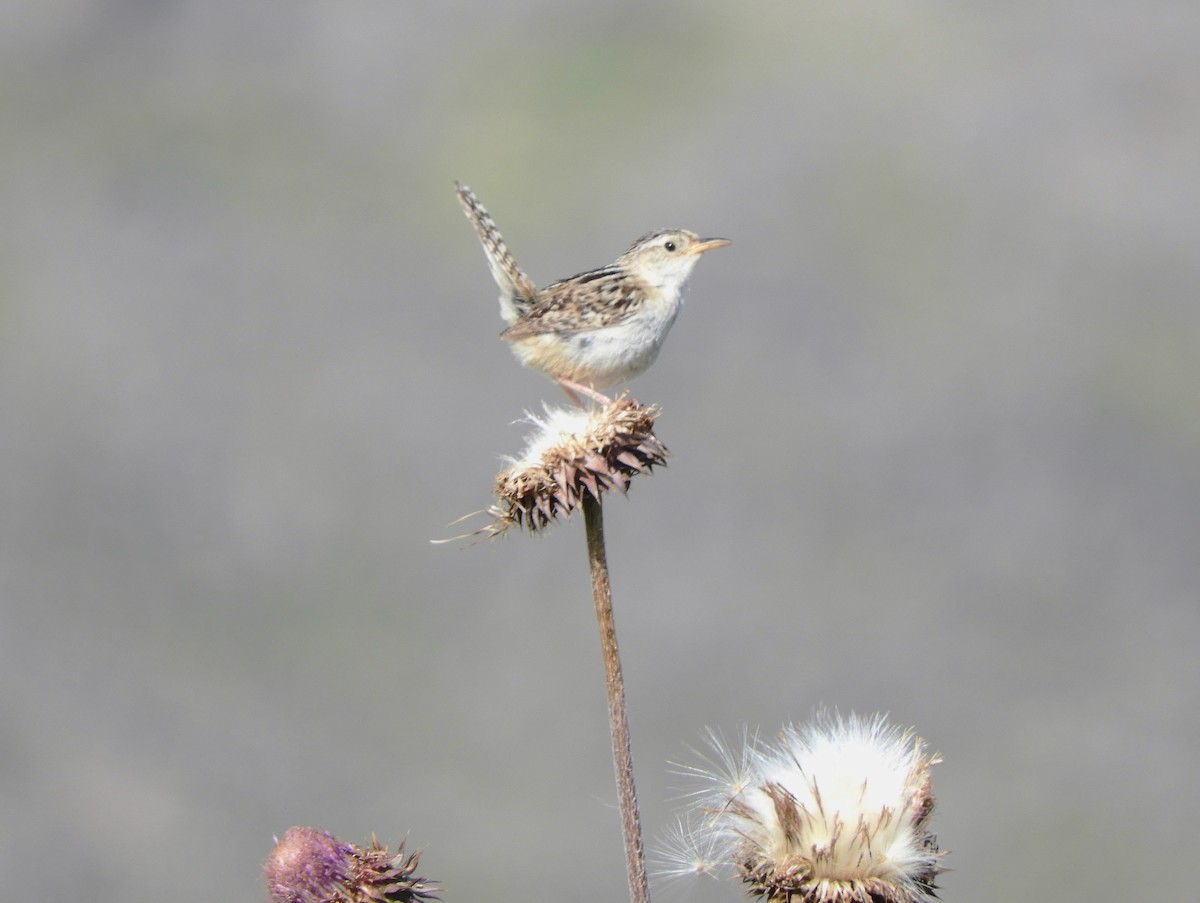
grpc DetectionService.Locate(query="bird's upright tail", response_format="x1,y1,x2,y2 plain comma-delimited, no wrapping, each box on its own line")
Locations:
455,181,538,324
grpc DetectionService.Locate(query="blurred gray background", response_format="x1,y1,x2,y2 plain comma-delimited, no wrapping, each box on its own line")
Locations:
3,2,1198,901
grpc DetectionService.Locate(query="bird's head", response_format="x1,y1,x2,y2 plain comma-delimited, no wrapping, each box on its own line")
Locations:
618,229,730,293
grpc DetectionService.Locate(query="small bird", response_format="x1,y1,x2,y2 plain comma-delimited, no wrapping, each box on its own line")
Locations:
456,181,729,404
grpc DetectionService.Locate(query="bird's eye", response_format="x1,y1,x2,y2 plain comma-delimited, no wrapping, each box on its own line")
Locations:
664,241,677,252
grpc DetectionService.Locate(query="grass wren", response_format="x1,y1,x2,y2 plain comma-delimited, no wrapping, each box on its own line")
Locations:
455,181,729,403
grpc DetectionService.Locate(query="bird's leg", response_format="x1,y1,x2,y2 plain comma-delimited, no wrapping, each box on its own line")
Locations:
557,378,612,407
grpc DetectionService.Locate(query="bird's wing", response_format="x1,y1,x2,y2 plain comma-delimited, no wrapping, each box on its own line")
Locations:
500,272,641,340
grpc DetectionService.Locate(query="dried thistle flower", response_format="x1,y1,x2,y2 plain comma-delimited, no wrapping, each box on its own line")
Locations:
484,396,668,535
265,827,439,903
665,713,945,903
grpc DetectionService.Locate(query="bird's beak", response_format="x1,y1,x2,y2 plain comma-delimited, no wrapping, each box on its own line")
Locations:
689,237,732,255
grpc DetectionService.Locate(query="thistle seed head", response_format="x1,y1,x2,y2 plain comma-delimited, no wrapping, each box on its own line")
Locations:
485,396,668,536
665,713,945,903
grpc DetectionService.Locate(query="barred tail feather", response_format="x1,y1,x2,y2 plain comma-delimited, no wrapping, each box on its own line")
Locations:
455,181,538,324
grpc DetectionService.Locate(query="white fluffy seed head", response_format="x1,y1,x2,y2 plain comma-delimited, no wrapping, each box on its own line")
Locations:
664,712,944,903
506,404,594,471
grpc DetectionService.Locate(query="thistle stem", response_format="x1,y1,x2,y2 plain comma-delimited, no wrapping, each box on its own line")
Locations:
582,493,649,903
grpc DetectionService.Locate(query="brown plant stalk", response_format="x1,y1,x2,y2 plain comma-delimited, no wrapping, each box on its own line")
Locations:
583,493,649,903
